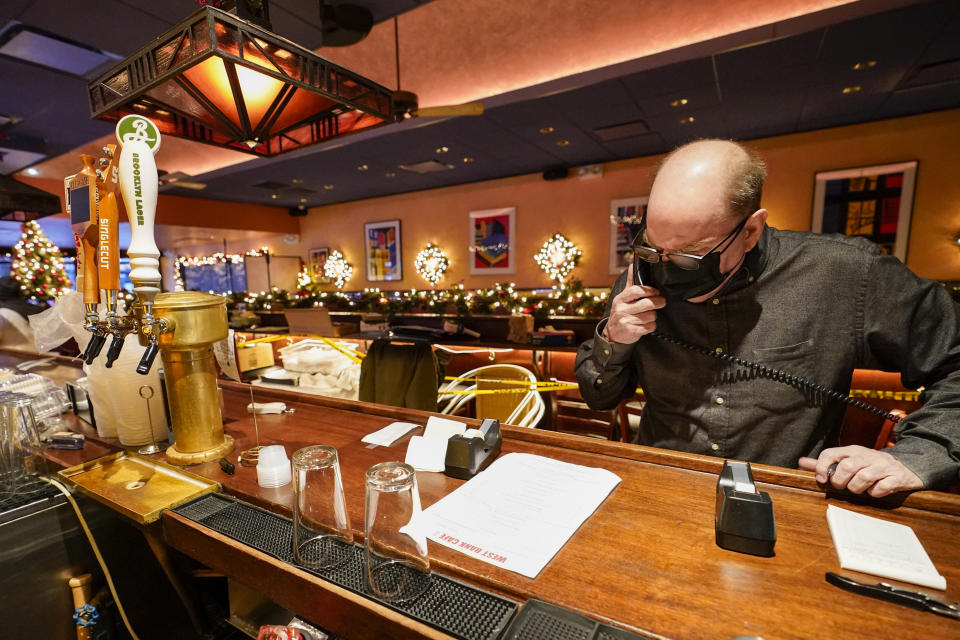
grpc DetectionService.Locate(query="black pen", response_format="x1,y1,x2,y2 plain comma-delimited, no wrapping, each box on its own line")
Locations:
826,572,960,621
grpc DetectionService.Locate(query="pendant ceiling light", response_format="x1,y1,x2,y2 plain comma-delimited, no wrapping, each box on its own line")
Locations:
87,1,402,157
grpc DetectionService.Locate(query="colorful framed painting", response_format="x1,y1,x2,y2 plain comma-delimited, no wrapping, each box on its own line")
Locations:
811,161,917,262
308,247,330,283
364,219,402,281
470,207,515,275
609,197,648,274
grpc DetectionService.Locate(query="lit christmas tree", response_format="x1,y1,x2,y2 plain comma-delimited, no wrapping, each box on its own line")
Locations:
11,220,71,304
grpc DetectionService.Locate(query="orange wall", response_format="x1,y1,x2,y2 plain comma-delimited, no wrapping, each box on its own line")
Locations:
297,108,960,288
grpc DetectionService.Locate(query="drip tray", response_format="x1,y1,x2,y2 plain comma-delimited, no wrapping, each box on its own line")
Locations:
173,493,517,640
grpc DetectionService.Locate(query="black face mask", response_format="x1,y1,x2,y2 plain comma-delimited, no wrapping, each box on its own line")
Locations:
628,217,744,301
647,254,730,301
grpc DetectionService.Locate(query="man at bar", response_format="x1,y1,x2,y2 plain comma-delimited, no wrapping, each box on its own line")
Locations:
575,139,960,496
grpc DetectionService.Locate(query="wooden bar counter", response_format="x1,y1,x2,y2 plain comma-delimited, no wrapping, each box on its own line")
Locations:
7,349,958,639
165,381,960,640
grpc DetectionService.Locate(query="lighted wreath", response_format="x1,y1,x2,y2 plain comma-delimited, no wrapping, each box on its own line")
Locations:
414,243,450,286
324,250,353,289
534,233,581,282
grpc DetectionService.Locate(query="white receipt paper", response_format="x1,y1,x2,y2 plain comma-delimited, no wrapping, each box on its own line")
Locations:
403,416,469,471
361,422,420,447
420,452,621,578
826,504,946,590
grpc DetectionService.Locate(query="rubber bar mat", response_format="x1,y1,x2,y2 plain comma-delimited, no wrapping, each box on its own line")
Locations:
501,600,654,640
173,493,516,640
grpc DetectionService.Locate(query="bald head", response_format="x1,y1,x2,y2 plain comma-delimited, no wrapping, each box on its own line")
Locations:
644,139,768,265
650,139,766,223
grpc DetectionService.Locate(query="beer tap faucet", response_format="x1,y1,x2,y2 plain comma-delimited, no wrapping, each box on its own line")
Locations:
115,115,164,375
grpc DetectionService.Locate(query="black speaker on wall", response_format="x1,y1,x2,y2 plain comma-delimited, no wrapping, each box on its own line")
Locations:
289,206,307,217
542,166,569,181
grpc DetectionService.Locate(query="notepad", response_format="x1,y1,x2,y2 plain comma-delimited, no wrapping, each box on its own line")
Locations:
361,422,420,447
826,504,946,590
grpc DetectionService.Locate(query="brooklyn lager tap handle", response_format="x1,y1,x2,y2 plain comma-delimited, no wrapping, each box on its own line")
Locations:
116,115,162,314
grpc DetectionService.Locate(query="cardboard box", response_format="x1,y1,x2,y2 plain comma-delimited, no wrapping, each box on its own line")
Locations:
284,308,358,337
236,343,275,372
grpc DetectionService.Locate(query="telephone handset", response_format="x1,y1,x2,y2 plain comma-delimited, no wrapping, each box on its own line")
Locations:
630,257,903,426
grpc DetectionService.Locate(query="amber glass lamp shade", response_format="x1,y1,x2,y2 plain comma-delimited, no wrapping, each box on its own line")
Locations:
88,6,398,157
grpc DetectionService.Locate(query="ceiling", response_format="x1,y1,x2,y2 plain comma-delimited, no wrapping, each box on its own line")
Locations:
3,0,960,215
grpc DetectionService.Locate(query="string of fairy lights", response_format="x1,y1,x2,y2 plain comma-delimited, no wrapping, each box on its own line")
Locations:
414,243,450,286
11,220,71,303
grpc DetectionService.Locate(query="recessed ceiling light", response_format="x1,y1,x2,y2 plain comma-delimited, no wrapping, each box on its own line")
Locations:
462,157,474,163
435,146,449,153
680,116,695,124
556,139,570,147
670,98,689,107
299,198,308,203
291,178,304,184
540,126,555,134
842,85,862,94
357,164,369,171
24,167,39,176
385,172,396,177
852,61,877,70
323,184,334,190
271,194,278,199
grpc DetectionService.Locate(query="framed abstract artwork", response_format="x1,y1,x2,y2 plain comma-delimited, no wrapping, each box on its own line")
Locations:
811,161,917,262
308,247,330,283
609,196,648,274
470,207,515,275
364,219,402,281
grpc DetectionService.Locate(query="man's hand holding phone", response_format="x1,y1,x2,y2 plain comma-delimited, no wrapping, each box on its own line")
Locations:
604,262,666,344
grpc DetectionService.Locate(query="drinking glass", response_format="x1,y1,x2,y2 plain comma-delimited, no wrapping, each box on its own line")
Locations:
364,461,430,602
292,446,353,570
0,392,43,489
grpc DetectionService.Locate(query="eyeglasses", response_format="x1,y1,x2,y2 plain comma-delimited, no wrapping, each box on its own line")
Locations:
632,215,750,271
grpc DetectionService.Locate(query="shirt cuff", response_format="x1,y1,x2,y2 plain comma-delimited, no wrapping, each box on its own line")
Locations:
593,318,635,369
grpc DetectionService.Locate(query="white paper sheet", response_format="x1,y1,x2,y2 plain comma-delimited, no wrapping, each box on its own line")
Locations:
361,421,420,447
423,416,467,440
213,330,241,382
405,435,449,472
826,504,947,590
420,452,621,578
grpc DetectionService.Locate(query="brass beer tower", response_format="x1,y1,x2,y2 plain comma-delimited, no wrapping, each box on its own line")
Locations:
68,114,234,465
152,292,234,465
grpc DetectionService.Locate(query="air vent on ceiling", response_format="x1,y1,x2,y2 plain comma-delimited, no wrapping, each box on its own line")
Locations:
591,119,651,142
896,58,960,91
397,160,455,174
0,21,119,76
251,180,291,190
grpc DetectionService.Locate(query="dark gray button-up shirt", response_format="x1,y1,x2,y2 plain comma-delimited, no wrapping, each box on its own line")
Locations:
575,226,960,489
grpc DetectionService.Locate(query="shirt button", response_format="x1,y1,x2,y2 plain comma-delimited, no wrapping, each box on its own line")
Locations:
711,443,720,451
714,347,723,354
596,377,603,385
715,397,725,405
748,276,755,283
603,348,610,356
712,298,720,305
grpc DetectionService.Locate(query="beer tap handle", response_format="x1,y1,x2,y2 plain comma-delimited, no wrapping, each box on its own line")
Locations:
76,156,101,307
116,116,162,320
104,332,125,368
137,340,160,375
84,334,107,365
95,145,121,312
